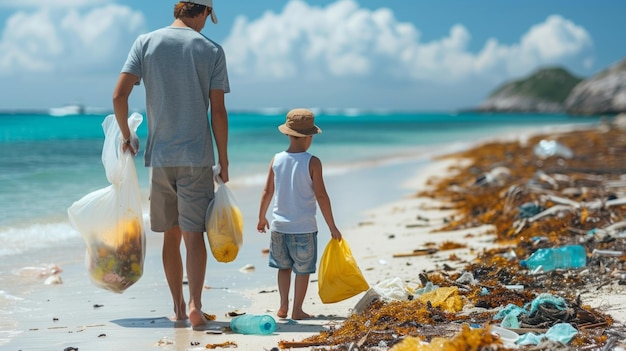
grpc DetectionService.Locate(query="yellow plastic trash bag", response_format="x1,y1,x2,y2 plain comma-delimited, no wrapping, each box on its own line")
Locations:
206,165,243,263
68,113,146,294
318,238,369,303
417,286,464,312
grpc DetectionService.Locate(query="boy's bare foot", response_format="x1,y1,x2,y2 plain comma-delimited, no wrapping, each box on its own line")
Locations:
276,307,288,319
189,308,208,328
291,311,313,320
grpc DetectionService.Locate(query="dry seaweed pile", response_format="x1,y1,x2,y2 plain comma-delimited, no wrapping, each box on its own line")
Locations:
281,121,626,350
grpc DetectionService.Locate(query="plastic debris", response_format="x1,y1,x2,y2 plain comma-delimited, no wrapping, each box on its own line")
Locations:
533,139,573,159
518,323,578,345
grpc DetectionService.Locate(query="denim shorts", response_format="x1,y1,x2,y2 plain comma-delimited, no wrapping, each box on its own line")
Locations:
269,231,318,274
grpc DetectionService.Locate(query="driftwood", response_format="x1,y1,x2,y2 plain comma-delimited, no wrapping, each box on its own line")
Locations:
278,340,325,348
392,248,438,258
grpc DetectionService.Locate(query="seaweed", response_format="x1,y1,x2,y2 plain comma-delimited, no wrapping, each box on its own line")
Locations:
279,121,626,350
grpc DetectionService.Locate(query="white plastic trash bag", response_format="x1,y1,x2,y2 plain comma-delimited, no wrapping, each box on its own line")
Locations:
372,276,410,301
353,277,409,313
68,113,145,293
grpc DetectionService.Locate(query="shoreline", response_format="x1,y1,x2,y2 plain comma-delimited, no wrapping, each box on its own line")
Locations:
0,148,435,350
205,121,626,349
1,159,454,350
3,121,624,350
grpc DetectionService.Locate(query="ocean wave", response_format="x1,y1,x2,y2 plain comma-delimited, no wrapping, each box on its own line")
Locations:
0,222,79,256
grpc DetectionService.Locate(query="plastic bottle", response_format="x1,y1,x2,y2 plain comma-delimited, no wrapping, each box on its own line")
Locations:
229,314,277,335
520,245,586,271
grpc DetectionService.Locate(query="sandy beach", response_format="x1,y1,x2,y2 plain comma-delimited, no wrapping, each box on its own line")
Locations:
1,145,434,350
2,158,467,351
4,123,626,351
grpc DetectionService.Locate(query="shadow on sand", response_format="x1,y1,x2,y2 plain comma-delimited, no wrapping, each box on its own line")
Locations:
111,316,189,329
111,314,347,335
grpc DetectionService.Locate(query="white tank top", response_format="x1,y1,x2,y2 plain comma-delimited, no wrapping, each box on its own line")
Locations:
270,151,317,234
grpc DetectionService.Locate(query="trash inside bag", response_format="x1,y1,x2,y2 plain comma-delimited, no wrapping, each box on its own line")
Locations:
206,164,243,263
318,238,369,303
85,217,144,292
68,113,145,294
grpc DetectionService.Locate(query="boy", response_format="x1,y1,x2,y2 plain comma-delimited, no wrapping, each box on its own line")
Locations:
257,108,343,320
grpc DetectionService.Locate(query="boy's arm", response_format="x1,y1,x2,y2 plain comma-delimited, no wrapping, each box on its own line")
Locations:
310,156,342,240
257,158,275,233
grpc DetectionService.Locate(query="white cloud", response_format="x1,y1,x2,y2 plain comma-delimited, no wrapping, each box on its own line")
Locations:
223,0,593,85
521,15,593,60
0,4,145,75
0,0,597,110
0,0,106,9
0,10,62,72
484,14,594,78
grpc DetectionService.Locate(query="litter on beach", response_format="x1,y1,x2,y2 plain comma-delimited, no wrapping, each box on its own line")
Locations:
277,120,626,350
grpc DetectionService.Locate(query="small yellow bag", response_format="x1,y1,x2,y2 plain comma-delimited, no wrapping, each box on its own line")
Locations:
206,165,244,263
318,238,369,303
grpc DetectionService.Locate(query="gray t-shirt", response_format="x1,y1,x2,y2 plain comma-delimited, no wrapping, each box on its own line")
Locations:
122,26,230,167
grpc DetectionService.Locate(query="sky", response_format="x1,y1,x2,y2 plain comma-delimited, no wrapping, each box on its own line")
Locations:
0,0,624,112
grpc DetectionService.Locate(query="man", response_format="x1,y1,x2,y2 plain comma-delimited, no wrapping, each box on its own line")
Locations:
112,0,229,328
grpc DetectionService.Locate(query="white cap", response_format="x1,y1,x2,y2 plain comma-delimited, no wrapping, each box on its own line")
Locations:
183,0,218,24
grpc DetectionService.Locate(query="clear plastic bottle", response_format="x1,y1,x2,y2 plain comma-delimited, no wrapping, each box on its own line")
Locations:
229,314,277,335
520,245,586,271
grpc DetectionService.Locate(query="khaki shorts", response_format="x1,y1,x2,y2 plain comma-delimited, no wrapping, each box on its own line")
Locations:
150,166,214,233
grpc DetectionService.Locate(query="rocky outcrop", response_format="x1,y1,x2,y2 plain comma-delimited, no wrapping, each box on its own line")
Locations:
564,58,626,116
477,67,582,113
476,95,563,113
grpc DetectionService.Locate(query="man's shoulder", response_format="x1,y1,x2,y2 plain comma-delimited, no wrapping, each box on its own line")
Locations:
197,33,224,50
135,27,169,42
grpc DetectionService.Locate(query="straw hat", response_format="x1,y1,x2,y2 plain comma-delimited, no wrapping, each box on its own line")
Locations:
278,109,322,137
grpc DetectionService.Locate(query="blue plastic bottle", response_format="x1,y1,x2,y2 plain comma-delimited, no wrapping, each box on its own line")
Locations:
520,245,586,271
230,314,277,335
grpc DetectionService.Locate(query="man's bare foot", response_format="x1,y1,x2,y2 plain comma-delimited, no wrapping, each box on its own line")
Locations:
172,319,188,328
174,300,187,321
291,311,313,320
276,307,288,319
189,308,207,328
170,315,188,322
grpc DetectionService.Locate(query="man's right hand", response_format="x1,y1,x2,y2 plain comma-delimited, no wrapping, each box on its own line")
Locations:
122,137,139,156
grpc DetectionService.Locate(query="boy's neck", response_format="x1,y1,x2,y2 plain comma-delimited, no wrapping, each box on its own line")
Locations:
286,145,307,153
286,136,310,153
